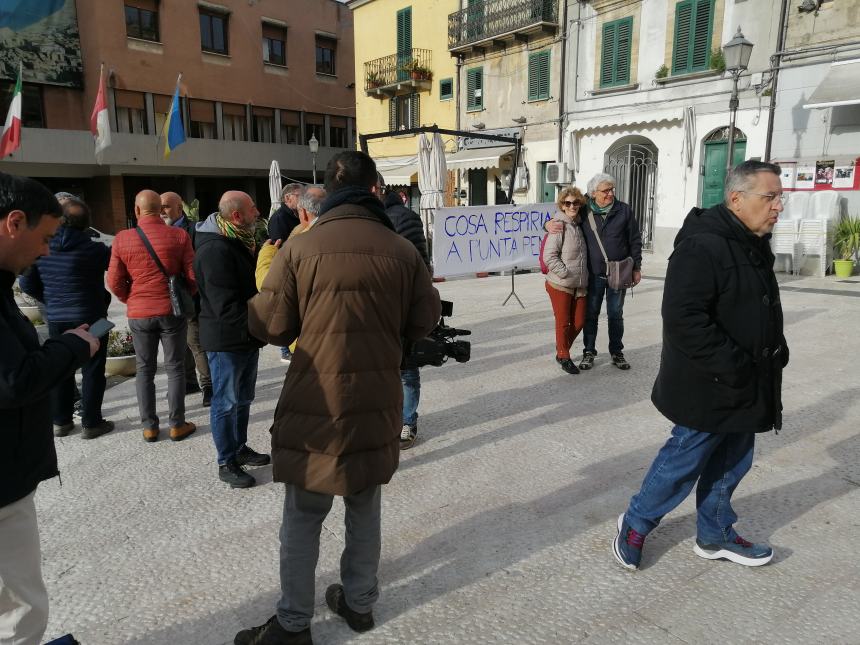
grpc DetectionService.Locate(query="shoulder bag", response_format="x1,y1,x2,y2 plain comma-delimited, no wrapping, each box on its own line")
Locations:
136,227,195,319
587,212,635,290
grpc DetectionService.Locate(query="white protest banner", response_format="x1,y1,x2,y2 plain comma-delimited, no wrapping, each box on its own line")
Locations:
433,203,555,277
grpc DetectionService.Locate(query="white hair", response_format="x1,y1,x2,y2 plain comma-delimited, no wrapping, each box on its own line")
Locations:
297,190,324,217
587,173,616,196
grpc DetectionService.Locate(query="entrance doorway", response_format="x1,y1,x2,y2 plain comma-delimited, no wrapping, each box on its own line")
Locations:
536,161,555,203
468,168,487,205
604,137,658,250
701,127,747,209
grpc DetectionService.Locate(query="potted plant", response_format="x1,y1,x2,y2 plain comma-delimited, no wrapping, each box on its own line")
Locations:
833,215,860,278
655,64,669,80
401,60,432,81
105,329,137,377
13,281,43,323
366,71,384,88
710,49,726,73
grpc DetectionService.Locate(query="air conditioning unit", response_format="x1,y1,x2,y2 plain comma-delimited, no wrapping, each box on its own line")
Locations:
545,162,569,184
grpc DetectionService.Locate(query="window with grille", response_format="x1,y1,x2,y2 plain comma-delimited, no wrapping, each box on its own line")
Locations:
262,23,286,66
672,0,714,75
599,18,633,88
389,94,420,130
466,67,483,111
440,78,453,100
316,37,337,75
200,10,228,55
125,2,159,42
528,50,551,100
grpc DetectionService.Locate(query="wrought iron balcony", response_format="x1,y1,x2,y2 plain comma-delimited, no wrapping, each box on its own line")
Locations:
448,0,558,53
364,48,433,98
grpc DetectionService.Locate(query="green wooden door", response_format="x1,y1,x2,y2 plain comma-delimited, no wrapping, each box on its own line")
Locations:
537,162,555,203
702,140,746,209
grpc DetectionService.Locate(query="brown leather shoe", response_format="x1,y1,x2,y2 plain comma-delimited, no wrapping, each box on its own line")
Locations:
170,422,196,442
143,428,159,443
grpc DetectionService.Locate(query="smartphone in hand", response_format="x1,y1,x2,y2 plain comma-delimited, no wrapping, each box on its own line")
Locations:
88,318,115,338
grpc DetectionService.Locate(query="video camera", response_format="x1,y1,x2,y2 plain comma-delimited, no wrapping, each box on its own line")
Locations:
406,300,471,368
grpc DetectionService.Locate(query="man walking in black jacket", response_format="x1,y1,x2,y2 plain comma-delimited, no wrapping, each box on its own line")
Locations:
195,191,270,488
0,173,99,645
383,188,430,449
613,161,789,571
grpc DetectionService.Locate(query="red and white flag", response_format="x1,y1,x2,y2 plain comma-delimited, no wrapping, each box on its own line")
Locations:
0,63,22,159
90,64,111,158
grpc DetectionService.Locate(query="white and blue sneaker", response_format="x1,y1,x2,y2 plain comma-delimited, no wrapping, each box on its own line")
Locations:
693,535,773,566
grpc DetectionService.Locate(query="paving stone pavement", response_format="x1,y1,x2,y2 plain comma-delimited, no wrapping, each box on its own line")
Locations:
37,271,859,645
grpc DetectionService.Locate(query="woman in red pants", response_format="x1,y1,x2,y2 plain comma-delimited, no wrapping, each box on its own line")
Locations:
542,187,589,374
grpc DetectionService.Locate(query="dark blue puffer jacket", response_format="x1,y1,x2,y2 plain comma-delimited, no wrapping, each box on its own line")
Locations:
19,226,112,323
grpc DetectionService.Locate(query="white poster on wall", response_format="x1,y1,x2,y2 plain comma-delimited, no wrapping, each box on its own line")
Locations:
795,165,815,190
432,203,555,277
833,165,856,189
778,162,796,190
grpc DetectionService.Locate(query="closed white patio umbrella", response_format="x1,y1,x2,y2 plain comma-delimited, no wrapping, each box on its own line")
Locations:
268,160,282,216
418,132,447,262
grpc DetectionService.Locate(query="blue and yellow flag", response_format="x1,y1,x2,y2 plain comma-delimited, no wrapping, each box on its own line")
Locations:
163,79,186,159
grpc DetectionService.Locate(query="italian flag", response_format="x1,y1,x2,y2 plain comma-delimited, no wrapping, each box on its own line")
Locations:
0,64,22,159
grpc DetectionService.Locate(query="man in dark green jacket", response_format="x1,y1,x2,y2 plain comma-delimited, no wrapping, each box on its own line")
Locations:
0,173,99,644
613,161,789,572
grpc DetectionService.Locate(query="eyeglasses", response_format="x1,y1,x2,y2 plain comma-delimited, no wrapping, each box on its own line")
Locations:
596,187,615,195
741,191,787,205
562,200,582,208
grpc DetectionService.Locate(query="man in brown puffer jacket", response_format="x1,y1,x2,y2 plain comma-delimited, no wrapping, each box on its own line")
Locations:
239,151,440,645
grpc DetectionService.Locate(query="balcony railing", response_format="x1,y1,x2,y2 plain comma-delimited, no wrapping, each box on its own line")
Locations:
448,0,558,52
364,48,433,96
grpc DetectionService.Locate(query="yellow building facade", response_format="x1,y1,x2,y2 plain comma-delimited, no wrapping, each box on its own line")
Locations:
349,0,458,194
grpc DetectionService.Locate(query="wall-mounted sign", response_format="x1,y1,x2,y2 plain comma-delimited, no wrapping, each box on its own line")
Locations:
833,164,856,189
795,165,815,190
460,127,521,150
815,160,835,185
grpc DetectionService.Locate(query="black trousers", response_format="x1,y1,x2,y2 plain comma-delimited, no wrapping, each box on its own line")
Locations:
48,321,108,428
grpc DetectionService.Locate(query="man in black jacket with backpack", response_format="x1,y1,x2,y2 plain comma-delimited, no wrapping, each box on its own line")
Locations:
0,173,99,645
383,188,430,449
612,161,789,572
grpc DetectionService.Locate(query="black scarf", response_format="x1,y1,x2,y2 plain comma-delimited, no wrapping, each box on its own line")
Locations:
318,186,395,231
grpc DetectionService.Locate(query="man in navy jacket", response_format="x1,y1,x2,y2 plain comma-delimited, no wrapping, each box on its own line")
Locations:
0,173,99,645
20,197,113,439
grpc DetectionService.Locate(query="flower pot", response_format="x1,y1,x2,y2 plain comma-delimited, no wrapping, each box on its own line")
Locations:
410,71,420,80
833,259,854,278
106,355,136,377
19,305,42,323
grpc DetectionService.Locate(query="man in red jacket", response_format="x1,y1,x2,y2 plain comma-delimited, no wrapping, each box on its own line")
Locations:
108,190,197,443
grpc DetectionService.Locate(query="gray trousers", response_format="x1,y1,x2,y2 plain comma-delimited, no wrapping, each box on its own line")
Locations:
276,484,381,632
184,316,211,388
129,315,187,429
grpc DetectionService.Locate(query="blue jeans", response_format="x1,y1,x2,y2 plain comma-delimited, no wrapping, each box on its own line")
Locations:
582,274,626,355
401,368,420,426
625,425,755,543
207,350,259,465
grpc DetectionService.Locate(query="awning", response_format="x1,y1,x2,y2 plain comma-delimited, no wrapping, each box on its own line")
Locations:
374,155,418,186
446,145,515,171
804,59,860,109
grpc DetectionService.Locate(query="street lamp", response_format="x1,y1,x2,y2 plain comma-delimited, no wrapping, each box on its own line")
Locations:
722,26,754,171
308,132,319,184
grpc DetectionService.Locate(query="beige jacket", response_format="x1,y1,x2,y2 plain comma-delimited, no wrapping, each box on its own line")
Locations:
542,212,588,291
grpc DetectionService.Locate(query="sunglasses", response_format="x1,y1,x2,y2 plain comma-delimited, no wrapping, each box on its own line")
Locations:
562,200,582,208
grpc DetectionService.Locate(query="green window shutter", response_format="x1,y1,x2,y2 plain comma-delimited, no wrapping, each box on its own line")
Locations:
440,78,453,100
615,18,632,84
672,0,713,74
600,21,617,87
389,98,397,131
467,67,482,110
690,0,713,71
601,18,633,87
396,7,412,54
528,51,551,100
409,93,420,128
672,0,693,74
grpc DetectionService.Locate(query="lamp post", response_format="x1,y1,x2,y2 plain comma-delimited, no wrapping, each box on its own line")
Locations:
722,27,754,172
308,132,319,184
